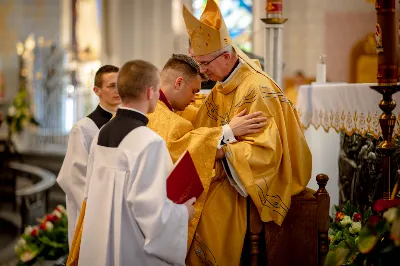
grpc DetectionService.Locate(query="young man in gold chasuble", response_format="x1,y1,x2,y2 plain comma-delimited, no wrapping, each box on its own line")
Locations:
147,54,268,252
182,0,312,265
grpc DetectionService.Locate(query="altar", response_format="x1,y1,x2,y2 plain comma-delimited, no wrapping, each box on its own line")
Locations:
297,82,400,210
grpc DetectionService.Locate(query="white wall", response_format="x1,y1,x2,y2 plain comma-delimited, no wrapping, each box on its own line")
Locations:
252,0,375,81
102,0,173,69
0,0,61,103
0,0,382,99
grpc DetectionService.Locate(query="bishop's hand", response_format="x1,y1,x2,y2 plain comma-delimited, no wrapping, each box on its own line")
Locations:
229,109,268,136
184,197,196,221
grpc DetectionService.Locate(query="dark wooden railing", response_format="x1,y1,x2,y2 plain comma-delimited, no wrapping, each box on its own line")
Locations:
8,162,56,232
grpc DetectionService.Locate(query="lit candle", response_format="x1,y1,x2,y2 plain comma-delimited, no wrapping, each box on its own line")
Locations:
266,0,283,19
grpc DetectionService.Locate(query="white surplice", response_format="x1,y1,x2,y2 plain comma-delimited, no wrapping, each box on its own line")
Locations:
57,105,113,248
78,126,188,266
56,117,99,248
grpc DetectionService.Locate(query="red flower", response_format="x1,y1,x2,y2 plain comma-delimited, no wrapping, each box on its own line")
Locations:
373,199,400,212
335,211,344,222
44,214,60,223
353,213,362,222
51,214,60,223
45,214,53,222
31,228,38,237
368,215,381,227
39,222,46,230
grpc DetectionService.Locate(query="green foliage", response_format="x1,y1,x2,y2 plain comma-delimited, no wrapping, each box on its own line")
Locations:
15,205,69,265
326,201,370,265
6,90,39,134
357,226,378,254
342,201,359,218
362,208,372,224
326,200,400,266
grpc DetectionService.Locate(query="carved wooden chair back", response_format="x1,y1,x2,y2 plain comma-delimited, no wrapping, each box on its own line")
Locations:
242,174,330,266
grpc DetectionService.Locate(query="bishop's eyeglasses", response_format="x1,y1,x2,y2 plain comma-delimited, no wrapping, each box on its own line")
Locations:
195,52,226,68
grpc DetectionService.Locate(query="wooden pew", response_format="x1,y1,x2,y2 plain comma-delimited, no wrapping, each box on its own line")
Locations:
243,174,330,266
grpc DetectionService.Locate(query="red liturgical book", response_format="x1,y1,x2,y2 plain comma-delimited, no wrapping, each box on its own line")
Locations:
166,151,204,204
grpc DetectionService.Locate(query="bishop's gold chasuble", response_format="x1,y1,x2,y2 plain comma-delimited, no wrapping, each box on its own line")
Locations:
185,59,312,266
147,101,222,250
176,105,199,124
182,1,311,264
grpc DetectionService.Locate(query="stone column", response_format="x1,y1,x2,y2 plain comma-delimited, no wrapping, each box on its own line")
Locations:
261,0,287,88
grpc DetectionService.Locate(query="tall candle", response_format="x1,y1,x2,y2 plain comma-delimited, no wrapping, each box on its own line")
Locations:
375,0,397,85
266,0,282,19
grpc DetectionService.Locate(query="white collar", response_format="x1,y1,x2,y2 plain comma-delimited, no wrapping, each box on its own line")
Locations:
219,59,244,86
118,106,147,117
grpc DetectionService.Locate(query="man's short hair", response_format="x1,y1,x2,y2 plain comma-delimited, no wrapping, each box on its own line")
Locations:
94,65,119,88
117,60,159,102
162,54,206,80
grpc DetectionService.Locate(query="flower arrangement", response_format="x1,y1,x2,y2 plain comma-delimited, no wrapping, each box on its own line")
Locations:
6,90,39,134
325,200,400,266
14,205,69,265
327,201,372,265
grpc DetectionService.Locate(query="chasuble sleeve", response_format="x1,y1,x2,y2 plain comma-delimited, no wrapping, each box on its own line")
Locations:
57,125,90,210
222,80,311,226
147,101,223,249
175,104,199,124
127,139,188,265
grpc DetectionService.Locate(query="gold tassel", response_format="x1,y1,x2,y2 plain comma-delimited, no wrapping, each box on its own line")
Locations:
66,200,86,266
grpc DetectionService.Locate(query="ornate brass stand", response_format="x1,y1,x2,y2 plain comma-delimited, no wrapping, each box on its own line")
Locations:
370,85,400,199
371,0,399,200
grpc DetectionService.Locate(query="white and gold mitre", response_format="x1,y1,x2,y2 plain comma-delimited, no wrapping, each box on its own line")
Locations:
183,0,231,56
183,0,267,75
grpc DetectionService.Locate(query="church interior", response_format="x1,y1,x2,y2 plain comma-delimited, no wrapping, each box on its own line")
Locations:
1,0,400,265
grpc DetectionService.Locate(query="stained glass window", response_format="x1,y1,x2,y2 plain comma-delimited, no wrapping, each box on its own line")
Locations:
192,0,253,52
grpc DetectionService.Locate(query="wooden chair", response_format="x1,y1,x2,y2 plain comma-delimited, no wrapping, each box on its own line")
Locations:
242,174,330,266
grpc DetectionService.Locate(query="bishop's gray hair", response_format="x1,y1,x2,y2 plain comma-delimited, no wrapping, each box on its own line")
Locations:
208,45,234,58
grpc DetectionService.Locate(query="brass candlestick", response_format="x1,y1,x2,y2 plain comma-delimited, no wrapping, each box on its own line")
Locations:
261,0,287,24
370,0,400,200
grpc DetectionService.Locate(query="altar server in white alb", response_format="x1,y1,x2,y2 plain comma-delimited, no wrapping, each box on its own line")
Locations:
78,60,195,266
57,65,121,248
